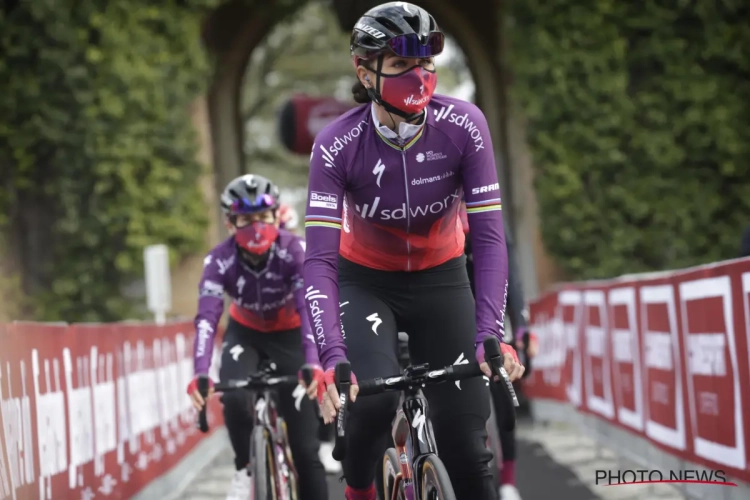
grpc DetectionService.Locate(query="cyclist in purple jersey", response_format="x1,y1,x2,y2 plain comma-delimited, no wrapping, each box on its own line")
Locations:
301,3,524,499
186,175,327,500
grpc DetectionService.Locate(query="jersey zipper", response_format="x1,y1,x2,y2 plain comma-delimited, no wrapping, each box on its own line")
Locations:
256,280,264,322
400,149,411,271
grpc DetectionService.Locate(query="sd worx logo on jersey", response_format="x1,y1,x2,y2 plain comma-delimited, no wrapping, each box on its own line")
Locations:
357,189,460,220
305,286,328,348
317,119,368,168
433,104,485,152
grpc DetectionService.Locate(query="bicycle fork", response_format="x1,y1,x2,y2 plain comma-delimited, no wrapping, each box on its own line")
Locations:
392,408,414,500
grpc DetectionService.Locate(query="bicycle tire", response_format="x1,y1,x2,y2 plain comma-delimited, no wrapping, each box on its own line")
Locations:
251,427,277,500
420,455,456,500
278,418,299,500
378,447,405,500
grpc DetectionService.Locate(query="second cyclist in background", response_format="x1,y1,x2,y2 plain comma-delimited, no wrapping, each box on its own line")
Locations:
186,175,328,500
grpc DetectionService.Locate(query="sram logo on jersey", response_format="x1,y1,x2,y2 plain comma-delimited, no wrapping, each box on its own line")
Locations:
471,183,499,195
309,191,338,209
318,120,367,167
357,190,460,220
433,104,485,152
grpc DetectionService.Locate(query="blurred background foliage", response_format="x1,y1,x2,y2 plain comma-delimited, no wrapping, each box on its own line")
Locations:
2,0,749,320
508,0,750,279
0,0,219,321
242,0,472,217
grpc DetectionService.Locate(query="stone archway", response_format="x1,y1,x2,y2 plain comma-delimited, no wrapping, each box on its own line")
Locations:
198,0,554,297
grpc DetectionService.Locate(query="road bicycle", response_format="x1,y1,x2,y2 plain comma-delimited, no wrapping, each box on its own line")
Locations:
333,337,518,500
197,361,313,500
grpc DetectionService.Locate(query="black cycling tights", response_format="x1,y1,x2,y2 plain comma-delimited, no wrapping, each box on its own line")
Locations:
490,380,516,463
338,256,498,500
219,319,327,500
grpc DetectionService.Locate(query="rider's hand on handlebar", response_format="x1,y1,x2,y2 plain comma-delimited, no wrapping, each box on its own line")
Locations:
186,376,214,411
319,368,359,425
477,343,525,382
514,327,539,359
298,365,326,401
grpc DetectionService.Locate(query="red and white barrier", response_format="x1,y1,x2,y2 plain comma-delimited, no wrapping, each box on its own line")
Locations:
525,257,750,481
0,321,223,499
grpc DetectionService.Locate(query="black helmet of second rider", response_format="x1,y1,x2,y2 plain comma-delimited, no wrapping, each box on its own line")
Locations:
350,2,445,121
221,174,281,261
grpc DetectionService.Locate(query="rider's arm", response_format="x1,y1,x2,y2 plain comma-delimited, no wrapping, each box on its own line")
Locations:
303,138,348,371
193,255,227,375
504,223,529,337
459,104,509,350
289,238,321,366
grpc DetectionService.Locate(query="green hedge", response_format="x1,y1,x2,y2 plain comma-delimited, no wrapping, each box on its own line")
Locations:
0,0,218,321
508,0,750,279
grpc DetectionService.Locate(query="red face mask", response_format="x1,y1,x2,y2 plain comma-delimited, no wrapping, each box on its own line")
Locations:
380,66,437,116
235,222,278,255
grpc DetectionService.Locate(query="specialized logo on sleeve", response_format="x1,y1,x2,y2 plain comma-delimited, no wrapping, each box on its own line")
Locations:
415,151,447,163
310,191,338,210
433,104,485,152
305,286,329,348
471,183,499,195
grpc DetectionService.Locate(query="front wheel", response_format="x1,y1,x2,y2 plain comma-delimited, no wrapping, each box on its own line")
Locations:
420,455,456,500
378,447,404,500
250,427,277,500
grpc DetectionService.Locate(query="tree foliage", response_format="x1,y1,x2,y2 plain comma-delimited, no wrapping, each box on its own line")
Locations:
508,0,750,278
0,0,218,321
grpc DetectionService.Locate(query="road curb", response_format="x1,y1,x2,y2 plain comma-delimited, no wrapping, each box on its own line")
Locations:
131,428,229,500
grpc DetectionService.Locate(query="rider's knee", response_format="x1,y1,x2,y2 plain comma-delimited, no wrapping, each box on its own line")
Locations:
220,390,252,420
349,392,400,434
433,414,492,475
288,436,321,466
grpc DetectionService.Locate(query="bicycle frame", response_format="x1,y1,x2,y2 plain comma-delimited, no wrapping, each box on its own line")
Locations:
390,386,439,500
248,382,299,499
331,337,517,499
199,367,300,500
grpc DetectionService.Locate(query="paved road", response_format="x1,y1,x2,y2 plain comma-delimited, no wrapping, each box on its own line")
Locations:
181,420,685,499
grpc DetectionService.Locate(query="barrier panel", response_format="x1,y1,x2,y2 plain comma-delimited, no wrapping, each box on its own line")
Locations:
525,257,750,482
0,321,223,500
